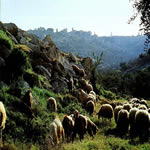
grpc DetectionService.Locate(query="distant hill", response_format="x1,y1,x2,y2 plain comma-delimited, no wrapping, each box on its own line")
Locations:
28,28,145,69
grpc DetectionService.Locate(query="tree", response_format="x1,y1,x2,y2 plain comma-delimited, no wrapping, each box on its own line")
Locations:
90,52,103,93
129,0,150,51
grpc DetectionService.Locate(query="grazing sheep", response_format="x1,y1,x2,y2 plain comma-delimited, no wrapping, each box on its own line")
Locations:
129,107,139,138
97,104,113,121
78,89,88,105
0,102,6,146
114,105,123,123
72,65,85,77
53,118,65,142
72,114,88,142
132,103,140,108
117,109,129,135
138,104,147,110
100,100,117,110
87,94,96,104
49,122,58,145
123,103,132,112
86,83,93,93
135,109,150,140
0,102,6,130
79,78,87,87
86,100,95,115
47,97,57,112
86,116,98,138
22,90,33,108
140,99,148,108
129,98,140,104
62,115,74,142
89,91,96,97
79,79,93,93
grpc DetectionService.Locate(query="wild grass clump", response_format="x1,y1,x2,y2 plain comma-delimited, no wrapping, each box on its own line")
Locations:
32,86,56,108
14,44,31,52
24,70,51,89
0,30,14,50
56,93,87,115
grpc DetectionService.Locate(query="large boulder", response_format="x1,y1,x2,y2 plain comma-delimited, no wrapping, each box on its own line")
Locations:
43,34,56,48
82,57,93,79
4,23,18,36
35,65,52,81
51,77,68,93
0,22,6,31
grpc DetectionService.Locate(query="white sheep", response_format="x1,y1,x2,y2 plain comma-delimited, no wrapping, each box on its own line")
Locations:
72,65,85,77
47,97,57,112
87,94,96,104
78,89,89,105
140,99,148,108
54,118,65,142
129,107,139,138
86,116,98,138
97,104,113,121
0,102,6,130
117,109,129,135
129,98,140,104
89,91,96,97
138,104,147,110
114,105,123,123
123,103,132,112
135,109,150,140
49,122,58,145
62,115,74,142
86,100,95,115
49,118,65,145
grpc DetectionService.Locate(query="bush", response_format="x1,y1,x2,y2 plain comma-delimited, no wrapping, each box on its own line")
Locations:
0,30,14,50
4,48,31,83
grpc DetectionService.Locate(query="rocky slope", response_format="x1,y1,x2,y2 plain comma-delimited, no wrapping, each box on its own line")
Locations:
0,22,94,93
28,28,145,69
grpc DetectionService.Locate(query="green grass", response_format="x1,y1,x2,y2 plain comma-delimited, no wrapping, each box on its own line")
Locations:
1,85,150,149
0,29,14,50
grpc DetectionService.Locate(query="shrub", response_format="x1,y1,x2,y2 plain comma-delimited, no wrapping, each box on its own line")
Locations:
4,48,31,83
0,30,14,50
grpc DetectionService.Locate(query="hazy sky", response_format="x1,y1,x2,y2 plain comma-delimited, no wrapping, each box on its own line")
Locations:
1,0,141,36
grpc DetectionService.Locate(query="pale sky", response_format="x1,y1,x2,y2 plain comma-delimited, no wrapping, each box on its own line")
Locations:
1,0,141,36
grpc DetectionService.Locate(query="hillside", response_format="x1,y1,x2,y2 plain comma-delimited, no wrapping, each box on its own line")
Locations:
0,22,150,150
28,28,145,69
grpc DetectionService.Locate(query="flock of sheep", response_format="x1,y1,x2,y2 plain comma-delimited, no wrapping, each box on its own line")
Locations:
49,109,98,145
97,98,150,140
47,96,150,146
46,64,150,145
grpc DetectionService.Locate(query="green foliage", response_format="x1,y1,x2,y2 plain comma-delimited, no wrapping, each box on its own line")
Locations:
129,0,150,51
24,70,51,89
1,86,56,146
0,29,14,50
32,86,56,108
5,48,32,83
56,94,87,115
